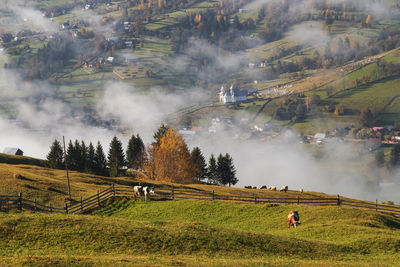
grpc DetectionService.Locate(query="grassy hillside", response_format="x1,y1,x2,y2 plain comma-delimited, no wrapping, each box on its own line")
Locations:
0,153,46,167
0,160,391,211
0,200,399,266
0,163,133,208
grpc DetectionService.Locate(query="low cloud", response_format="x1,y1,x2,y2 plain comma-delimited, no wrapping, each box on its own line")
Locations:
3,3,58,33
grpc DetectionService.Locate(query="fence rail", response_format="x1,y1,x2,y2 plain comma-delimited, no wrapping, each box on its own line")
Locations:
1,184,400,216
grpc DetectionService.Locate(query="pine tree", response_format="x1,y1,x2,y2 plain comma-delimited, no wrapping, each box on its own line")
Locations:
108,136,126,177
191,147,207,182
66,140,77,171
126,134,146,170
47,139,64,169
94,141,108,176
74,139,82,170
153,124,169,145
207,153,218,184
87,142,96,174
79,140,88,172
217,153,238,186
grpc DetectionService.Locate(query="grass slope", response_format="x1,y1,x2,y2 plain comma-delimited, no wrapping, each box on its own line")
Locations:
0,153,46,167
0,163,133,208
0,200,399,266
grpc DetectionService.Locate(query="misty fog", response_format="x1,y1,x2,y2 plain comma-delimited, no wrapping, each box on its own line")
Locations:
0,0,399,203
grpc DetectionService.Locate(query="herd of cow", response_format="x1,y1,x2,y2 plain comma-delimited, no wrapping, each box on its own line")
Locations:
244,185,303,193
131,184,301,228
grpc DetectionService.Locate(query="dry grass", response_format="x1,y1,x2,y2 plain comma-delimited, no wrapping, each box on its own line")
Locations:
0,163,133,208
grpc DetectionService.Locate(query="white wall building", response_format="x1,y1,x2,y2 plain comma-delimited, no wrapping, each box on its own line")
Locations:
219,85,247,104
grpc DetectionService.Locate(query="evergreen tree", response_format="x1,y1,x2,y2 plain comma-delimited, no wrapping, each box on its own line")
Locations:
217,153,238,186
66,140,78,171
360,108,374,127
390,143,400,169
207,153,218,184
257,5,266,21
108,136,126,177
94,141,108,176
74,139,82,170
153,124,169,145
46,139,64,169
87,142,96,174
126,134,146,170
295,104,307,122
79,140,88,172
190,147,207,182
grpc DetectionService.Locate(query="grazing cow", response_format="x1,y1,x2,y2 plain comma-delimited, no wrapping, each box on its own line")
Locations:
244,186,252,189
280,186,288,192
133,185,143,197
143,186,155,201
299,188,304,193
260,185,267,189
268,186,276,191
287,210,300,228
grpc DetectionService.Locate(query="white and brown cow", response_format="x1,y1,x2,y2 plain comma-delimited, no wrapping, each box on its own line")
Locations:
287,210,300,228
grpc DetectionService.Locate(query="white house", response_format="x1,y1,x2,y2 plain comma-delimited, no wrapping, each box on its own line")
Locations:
219,85,247,104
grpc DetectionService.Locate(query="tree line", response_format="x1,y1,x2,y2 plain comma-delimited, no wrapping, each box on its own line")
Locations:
46,125,238,186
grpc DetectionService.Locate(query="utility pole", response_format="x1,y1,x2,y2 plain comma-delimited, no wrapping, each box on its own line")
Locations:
63,136,71,200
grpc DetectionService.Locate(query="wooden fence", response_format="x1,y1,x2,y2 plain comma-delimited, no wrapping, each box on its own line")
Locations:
1,184,400,216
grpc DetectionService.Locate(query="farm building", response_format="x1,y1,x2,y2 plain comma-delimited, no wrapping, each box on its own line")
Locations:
3,147,23,156
219,85,247,104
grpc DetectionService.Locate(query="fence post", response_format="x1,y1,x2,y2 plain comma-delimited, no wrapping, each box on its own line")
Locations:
112,184,115,198
212,190,215,201
18,192,22,210
49,204,52,213
34,199,37,212
97,190,100,206
254,196,257,204
337,195,341,206
376,199,378,212
64,202,68,214
297,196,300,205
171,185,174,200
80,196,83,212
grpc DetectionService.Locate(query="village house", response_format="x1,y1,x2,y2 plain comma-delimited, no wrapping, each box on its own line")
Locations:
219,85,247,104
3,147,23,156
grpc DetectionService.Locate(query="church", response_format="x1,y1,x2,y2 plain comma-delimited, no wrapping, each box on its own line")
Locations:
219,85,247,104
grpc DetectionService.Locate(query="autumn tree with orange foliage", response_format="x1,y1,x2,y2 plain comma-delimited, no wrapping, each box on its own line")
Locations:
145,129,195,183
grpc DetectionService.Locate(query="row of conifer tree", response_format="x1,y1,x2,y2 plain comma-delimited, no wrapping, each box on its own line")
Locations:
46,125,238,186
